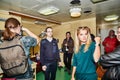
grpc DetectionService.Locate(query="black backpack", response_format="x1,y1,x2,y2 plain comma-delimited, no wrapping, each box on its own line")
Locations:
0,36,28,76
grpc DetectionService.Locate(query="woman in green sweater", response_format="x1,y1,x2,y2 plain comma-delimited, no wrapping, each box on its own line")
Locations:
71,26,101,80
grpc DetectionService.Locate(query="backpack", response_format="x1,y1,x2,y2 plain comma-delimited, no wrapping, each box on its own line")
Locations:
0,36,28,77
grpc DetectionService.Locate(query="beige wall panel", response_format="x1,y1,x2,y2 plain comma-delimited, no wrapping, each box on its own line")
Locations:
0,12,21,30
53,17,96,49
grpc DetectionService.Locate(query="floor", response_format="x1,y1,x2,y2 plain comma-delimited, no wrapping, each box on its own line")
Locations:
36,68,101,80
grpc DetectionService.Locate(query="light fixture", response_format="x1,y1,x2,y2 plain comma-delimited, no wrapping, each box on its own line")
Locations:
104,14,119,21
70,7,82,17
91,0,108,3
38,6,59,16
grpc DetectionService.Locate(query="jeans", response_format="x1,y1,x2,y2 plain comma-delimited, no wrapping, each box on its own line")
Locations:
44,61,57,80
63,52,73,70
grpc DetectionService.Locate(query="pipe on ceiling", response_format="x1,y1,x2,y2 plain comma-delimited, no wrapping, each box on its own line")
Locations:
9,11,61,25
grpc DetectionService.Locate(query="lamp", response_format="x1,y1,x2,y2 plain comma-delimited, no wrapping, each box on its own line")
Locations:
38,6,59,16
70,7,82,17
104,14,119,21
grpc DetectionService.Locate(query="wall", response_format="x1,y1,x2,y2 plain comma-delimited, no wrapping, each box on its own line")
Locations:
0,10,21,30
22,17,96,65
53,17,96,48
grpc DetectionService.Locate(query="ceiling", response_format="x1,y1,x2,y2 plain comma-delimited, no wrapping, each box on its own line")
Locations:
0,0,120,25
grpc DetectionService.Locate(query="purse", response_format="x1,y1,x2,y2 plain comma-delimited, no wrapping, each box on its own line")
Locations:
96,65,106,78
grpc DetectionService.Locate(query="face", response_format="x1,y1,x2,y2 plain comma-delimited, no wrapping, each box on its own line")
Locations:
46,28,53,37
8,23,21,34
117,28,120,41
78,29,88,43
109,30,114,36
66,33,71,39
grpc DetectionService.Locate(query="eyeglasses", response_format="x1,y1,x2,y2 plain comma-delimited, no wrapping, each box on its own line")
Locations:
8,26,16,29
8,25,20,29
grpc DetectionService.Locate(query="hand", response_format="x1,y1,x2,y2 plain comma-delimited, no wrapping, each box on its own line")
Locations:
65,43,67,46
106,44,109,47
42,65,47,71
21,27,27,31
58,62,62,66
95,37,101,44
71,77,75,80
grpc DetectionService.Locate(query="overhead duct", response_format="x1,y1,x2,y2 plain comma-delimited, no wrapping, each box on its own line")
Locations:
9,11,61,25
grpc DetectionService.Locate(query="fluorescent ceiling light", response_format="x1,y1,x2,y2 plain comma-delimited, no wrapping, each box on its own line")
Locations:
38,6,59,15
91,0,107,3
104,14,119,21
70,7,82,17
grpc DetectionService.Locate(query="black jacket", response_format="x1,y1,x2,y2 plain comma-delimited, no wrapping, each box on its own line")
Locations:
40,38,61,66
100,46,120,80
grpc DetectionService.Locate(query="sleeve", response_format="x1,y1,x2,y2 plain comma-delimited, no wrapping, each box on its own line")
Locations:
72,54,77,66
22,36,37,47
40,40,45,66
100,46,120,68
62,39,65,52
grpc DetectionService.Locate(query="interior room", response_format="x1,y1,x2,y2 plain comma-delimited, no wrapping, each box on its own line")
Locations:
0,0,120,80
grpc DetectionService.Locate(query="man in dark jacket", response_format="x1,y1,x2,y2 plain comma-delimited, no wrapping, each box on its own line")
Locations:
40,27,61,80
100,26,120,80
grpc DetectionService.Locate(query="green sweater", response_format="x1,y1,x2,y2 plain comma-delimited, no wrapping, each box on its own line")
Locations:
72,42,96,74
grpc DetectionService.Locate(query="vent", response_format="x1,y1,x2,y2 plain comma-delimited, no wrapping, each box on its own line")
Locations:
70,0,81,5
91,0,108,3
34,21,46,25
0,18,6,22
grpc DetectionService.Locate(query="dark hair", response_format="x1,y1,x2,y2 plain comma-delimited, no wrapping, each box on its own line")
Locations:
45,27,52,32
109,30,115,33
66,31,71,35
117,26,120,29
3,17,20,40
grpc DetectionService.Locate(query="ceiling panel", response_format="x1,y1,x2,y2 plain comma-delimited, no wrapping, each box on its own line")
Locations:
0,0,120,24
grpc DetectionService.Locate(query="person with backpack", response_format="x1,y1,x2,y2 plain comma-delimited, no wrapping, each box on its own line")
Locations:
0,17,39,80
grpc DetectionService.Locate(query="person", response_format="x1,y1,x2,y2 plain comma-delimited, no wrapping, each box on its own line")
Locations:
100,26,120,80
0,17,39,79
40,27,61,80
71,26,101,80
102,30,119,54
62,31,74,74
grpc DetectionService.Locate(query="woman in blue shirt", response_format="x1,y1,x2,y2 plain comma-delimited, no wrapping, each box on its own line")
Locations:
1,17,39,79
71,26,100,80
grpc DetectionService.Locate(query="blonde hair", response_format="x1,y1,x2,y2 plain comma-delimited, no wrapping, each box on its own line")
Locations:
74,26,92,53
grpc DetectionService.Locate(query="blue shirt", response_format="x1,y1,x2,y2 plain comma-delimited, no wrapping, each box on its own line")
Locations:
21,36,37,64
72,42,96,74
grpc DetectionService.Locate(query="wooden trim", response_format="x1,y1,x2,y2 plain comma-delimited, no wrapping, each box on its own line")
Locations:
9,11,61,25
